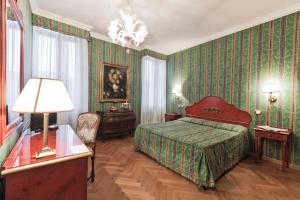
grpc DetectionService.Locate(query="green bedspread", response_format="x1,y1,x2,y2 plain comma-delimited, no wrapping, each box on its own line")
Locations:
134,117,249,188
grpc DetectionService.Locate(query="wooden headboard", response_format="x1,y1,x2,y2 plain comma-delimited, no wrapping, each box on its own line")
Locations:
185,96,251,128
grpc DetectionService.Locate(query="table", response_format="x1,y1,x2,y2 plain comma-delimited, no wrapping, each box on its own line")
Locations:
165,112,182,122
254,126,292,171
1,125,91,200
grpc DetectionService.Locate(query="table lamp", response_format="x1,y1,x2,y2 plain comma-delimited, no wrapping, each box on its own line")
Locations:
12,78,74,158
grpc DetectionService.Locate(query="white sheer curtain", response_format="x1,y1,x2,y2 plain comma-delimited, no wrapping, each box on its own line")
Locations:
32,26,88,129
6,20,20,123
141,56,166,124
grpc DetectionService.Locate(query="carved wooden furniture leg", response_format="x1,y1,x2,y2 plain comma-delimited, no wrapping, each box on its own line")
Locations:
255,136,258,162
286,139,290,168
91,146,96,183
259,137,263,160
282,142,286,172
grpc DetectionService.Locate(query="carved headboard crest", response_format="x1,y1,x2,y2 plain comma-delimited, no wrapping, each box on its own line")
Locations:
203,107,222,113
185,96,251,128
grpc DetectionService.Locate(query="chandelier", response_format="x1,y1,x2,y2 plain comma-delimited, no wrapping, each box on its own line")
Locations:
108,9,148,48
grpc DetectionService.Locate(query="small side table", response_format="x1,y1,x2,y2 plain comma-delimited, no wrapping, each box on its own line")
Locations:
165,112,182,122
254,127,292,171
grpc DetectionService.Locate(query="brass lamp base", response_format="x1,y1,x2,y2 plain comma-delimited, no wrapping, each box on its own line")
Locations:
36,146,56,158
268,93,277,103
35,113,56,159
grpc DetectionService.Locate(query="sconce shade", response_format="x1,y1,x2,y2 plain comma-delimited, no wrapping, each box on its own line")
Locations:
262,82,280,93
12,78,74,113
172,92,181,97
172,84,182,97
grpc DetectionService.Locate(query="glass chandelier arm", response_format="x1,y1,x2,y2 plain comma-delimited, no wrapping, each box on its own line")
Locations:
107,9,148,47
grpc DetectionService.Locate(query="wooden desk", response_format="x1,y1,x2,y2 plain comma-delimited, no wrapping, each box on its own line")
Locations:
254,127,292,171
1,125,91,200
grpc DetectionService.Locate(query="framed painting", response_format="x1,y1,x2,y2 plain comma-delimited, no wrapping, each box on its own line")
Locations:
100,63,129,102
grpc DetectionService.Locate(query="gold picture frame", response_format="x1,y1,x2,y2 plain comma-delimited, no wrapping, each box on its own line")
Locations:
100,62,130,102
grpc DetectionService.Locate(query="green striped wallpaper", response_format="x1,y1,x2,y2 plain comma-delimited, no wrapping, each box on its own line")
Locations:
89,37,142,124
140,49,167,60
32,14,90,39
167,12,300,164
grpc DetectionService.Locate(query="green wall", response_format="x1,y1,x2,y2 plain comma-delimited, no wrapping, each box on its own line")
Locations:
89,38,142,124
0,0,32,166
167,12,300,164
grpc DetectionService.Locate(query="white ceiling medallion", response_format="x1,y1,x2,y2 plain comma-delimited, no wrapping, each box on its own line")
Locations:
108,6,148,49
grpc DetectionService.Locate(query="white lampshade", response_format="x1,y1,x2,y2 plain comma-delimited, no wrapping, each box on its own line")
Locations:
12,78,74,113
262,82,280,93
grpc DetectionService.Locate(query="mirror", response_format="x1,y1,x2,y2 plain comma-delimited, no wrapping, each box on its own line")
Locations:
5,0,21,125
0,0,24,144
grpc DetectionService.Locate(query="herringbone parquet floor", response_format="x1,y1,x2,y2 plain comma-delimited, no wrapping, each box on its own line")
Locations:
87,137,300,200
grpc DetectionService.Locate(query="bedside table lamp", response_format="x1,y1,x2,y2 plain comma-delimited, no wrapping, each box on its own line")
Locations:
12,78,74,158
262,82,280,103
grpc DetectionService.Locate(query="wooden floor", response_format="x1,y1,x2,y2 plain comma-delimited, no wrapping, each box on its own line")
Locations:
87,137,300,200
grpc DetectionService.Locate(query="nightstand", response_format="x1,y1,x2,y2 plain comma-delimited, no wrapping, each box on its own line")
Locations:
165,112,182,122
254,126,292,171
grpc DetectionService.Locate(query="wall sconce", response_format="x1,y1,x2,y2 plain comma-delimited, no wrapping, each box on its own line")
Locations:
173,92,181,99
262,82,280,103
172,92,184,113
172,84,181,99
172,84,183,113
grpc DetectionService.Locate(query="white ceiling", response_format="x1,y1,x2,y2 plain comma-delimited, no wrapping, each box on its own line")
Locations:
30,0,300,55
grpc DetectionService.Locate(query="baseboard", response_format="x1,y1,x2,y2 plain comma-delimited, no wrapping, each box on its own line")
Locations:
249,152,300,170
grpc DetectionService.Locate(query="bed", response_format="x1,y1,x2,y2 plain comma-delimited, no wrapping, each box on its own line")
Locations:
134,96,252,189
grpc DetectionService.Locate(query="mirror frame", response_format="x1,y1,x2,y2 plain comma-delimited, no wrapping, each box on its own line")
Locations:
0,0,24,145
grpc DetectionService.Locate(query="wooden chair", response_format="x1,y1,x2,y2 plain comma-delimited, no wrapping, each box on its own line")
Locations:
76,112,100,182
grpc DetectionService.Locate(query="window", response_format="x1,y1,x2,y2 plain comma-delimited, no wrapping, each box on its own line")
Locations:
32,26,88,128
141,56,166,124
